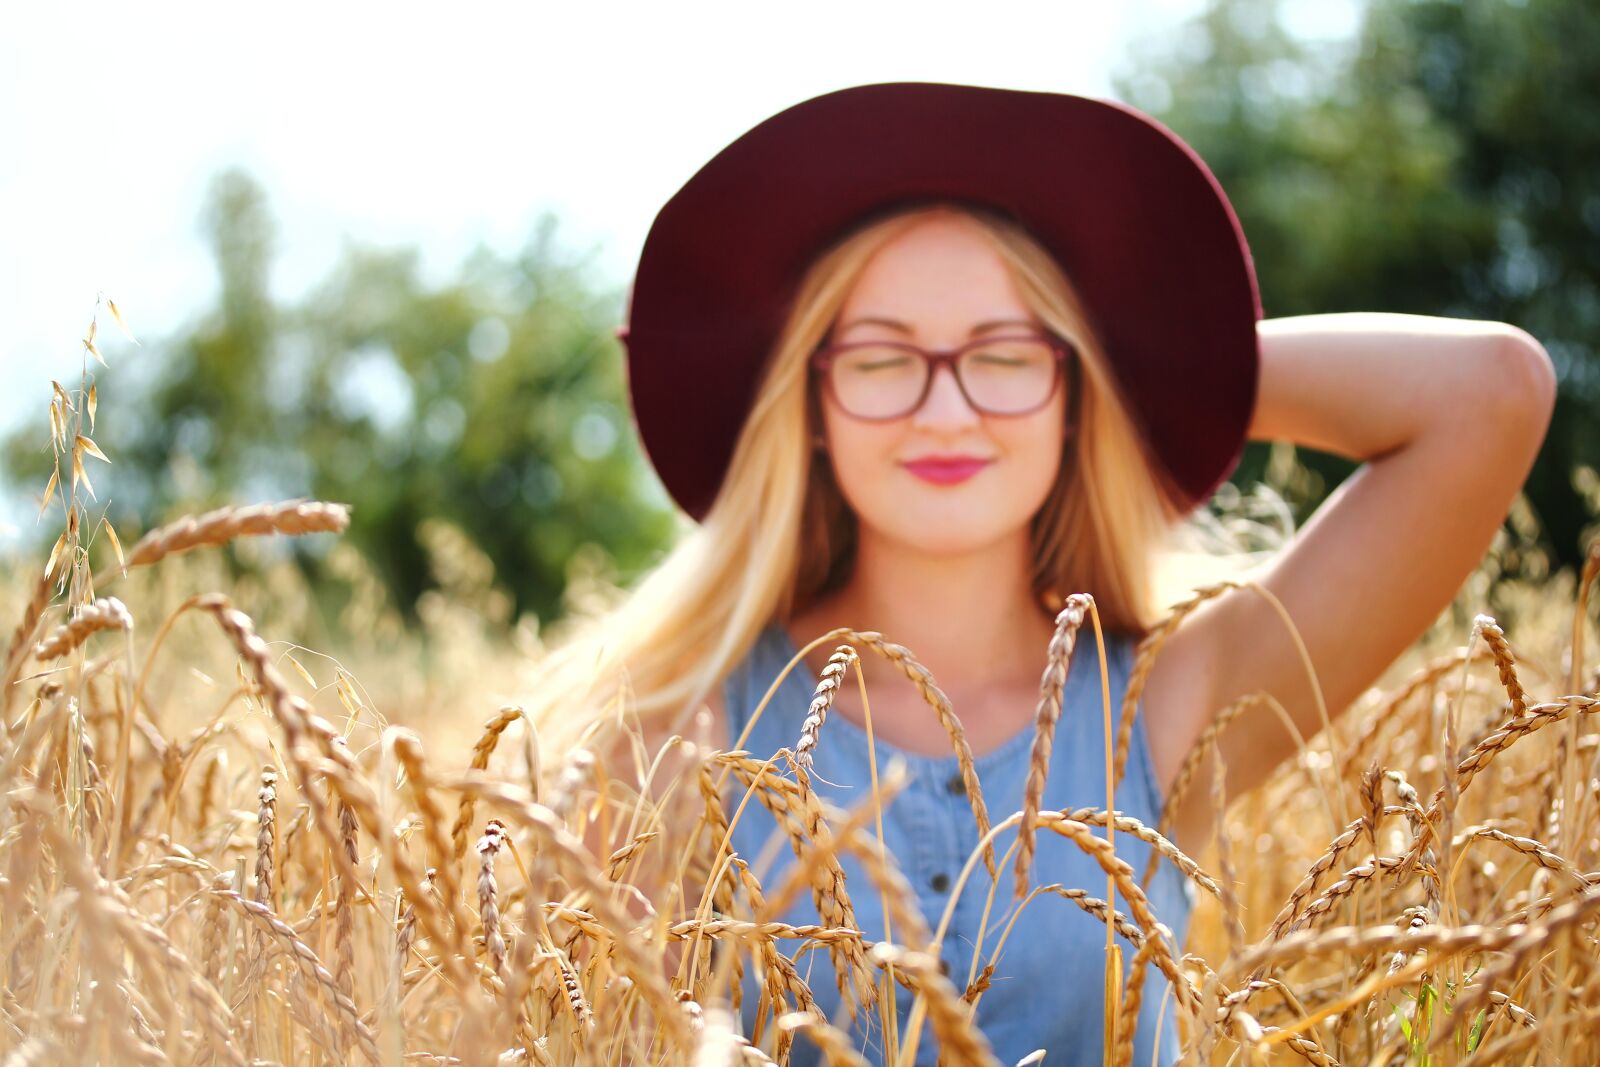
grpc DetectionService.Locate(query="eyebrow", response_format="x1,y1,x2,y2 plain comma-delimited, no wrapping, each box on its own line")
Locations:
836,316,1039,335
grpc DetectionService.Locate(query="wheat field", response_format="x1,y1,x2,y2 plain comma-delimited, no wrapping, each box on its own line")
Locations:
2,300,1597,1065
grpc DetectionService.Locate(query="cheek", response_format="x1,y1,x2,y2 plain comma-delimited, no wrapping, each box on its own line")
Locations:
823,414,891,491
1003,410,1068,489
820,412,913,523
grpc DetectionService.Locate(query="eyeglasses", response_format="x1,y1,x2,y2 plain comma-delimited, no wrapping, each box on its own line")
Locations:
809,332,1078,420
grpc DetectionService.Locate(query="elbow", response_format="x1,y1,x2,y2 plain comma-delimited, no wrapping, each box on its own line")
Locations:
1505,325,1557,410
1478,326,1557,438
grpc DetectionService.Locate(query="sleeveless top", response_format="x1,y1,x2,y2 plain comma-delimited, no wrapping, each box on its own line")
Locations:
718,619,1196,1067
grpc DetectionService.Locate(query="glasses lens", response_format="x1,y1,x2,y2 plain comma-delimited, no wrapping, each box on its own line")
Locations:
958,338,1059,414
829,344,927,418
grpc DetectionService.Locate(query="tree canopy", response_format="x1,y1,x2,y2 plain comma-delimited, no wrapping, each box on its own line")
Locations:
6,0,1594,630
1114,0,1599,571
4,169,680,629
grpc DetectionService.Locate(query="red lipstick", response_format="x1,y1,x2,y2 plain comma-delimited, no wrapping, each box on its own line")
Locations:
902,456,993,485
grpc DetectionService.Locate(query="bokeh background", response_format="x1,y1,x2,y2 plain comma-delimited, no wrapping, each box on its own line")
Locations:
4,0,1596,657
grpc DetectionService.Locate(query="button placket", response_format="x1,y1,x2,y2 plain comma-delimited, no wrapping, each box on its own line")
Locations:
900,770,944,901
924,763,981,994
908,852,957,1067
934,758,985,991
924,770,963,897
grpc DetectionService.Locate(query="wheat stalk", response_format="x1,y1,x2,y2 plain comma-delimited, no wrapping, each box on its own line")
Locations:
1014,592,1093,901
477,817,508,980
32,595,131,660
117,499,351,572
792,645,856,777
452,705,525,861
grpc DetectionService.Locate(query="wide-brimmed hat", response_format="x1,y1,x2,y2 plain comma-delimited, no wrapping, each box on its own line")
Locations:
617,80,1261,523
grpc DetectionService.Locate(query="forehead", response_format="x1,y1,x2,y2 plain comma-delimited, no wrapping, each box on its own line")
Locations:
837,215,1030,329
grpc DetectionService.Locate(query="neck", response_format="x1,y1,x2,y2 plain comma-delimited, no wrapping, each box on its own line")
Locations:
797,524,1055,692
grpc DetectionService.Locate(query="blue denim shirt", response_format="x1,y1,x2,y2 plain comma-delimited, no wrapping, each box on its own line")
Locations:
719,619,1195,1067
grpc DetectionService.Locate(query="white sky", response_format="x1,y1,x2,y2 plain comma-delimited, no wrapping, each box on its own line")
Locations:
0,0,1362,544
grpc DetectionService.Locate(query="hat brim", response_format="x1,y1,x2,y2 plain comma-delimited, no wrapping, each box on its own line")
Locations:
621,80,1261,522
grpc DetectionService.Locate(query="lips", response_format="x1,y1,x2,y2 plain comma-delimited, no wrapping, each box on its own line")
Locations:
902,457,992,485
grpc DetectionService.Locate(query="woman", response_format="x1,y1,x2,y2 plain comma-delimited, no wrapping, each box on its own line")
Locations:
529,83,1555,1065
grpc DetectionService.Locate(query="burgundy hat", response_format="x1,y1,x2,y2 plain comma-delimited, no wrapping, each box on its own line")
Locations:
617,81,1261,523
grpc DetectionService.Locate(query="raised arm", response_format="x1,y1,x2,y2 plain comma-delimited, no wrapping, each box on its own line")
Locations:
1144,312,1557,853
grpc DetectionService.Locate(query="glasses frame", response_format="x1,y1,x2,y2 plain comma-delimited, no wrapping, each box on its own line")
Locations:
809,331,1081,421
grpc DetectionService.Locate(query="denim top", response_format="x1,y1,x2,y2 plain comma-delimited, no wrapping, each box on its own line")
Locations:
718,619,1195,1067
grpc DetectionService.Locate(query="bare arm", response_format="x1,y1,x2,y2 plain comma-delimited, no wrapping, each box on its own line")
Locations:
1145,312,1557,853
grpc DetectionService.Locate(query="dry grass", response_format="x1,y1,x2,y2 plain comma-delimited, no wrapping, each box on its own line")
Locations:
2,300,1598,1065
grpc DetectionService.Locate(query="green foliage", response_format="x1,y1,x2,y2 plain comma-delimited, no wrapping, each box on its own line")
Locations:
11,0,1598,632
1389,969,1491,1062
1114,0,1600,575
3,168,679,629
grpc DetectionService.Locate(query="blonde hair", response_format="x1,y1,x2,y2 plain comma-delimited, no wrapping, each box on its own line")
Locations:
525,201,1284,755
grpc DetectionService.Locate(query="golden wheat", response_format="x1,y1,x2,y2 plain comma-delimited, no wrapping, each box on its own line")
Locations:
4,304,1599,1065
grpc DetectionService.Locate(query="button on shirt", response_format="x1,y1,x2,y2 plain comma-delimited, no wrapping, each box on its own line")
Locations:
719,620,1196,1067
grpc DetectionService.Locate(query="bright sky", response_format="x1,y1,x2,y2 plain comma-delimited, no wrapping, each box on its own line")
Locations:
0,0,1361,545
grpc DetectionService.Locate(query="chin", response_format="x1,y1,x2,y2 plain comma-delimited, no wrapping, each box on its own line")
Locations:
877,508,1029,554
846,482,1036,540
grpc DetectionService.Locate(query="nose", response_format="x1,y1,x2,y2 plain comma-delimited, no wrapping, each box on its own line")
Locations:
910,361,982,427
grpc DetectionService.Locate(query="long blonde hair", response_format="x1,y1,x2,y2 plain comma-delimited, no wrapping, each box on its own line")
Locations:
525,201,1281,754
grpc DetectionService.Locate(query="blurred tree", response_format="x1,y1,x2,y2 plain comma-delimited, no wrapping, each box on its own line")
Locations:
1114,0,1599,571
2,167,679,628
13,1,1596,629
